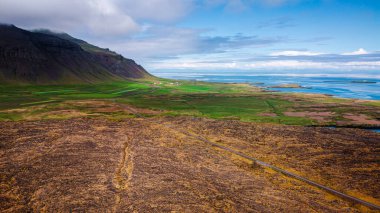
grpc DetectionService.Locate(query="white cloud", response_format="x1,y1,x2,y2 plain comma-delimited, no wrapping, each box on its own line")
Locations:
225,0,247,12
0,0,193,36
92,25,282,62
149,59,331,70
96,27,201,60
261,0,295,6
270,50,323,56
342,48,369,55
120,0,193,22
148,56,380,71
201,0,299,9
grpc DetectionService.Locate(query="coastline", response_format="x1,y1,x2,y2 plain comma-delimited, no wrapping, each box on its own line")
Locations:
152,72,380,101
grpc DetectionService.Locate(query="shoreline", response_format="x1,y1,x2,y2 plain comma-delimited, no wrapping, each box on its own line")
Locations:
155,74,380,101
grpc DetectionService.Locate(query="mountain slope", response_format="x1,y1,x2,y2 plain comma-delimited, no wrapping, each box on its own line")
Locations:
0,24,151,84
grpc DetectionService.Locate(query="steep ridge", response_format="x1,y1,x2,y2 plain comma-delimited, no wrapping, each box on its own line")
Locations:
0,24,151,84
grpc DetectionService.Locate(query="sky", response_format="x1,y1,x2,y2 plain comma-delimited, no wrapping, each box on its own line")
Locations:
0,0,380,74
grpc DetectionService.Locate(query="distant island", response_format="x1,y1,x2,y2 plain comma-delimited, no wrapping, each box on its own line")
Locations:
269,83,311,89
351,80,377,84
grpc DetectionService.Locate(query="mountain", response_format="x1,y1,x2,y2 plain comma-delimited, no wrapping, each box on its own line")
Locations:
0,24,151,84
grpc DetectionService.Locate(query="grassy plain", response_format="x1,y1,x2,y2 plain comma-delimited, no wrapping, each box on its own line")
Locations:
0,78,379,126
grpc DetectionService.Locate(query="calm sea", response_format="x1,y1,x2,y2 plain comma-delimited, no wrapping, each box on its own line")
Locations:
152,70,380,100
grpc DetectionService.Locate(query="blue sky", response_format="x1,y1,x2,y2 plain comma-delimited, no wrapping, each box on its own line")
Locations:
183,0,380,52
1,0,379,73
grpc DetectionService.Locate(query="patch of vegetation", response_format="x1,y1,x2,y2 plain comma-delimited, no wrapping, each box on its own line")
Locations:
0,79,379,126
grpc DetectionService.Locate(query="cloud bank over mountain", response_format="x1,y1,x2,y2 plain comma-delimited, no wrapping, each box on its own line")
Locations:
0,0,192,35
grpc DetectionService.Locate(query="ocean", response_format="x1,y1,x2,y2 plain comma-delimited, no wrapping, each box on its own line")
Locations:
152,70,380,100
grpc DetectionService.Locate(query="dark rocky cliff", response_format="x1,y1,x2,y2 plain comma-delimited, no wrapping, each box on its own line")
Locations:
0,24,151,84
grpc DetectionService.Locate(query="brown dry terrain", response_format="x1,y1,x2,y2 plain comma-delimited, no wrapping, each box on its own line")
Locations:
1,116,380,212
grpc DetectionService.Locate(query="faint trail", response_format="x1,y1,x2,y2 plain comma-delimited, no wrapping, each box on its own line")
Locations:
113,141,133,190
112,137,134,212
119,100,380,210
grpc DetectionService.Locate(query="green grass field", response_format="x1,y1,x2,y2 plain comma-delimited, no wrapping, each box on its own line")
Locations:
1,78,379,126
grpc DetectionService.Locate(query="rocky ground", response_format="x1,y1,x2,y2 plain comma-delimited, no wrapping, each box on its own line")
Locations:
1,117,379,212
